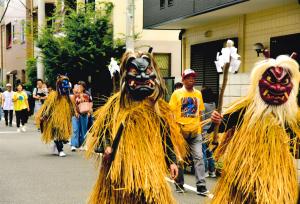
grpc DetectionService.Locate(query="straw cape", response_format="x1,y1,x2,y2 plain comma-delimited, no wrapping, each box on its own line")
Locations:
35,91,74,143
212,55,300,203
85,92,187,204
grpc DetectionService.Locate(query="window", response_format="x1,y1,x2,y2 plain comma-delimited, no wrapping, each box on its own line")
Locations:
270,33,300,65
21,70,26,83
20,20,25,43
190,38,238,103
46,3,55,27
6,23,12,49
168,0,174,7
12,24,15,42
65,0,76,10
153,53,171,78
160,0,165,9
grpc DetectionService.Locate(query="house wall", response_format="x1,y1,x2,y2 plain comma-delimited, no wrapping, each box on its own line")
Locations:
183,2,300,106
1,0,27,85
111,0,182,78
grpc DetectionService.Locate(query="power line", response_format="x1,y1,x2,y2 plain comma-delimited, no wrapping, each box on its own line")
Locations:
0,0,12,23
16,0,31,13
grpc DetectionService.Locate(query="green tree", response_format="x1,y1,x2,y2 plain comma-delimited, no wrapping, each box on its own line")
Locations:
25,57,37,91
35,2,124,95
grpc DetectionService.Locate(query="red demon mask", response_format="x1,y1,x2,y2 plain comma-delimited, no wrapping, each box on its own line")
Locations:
259,66,293,105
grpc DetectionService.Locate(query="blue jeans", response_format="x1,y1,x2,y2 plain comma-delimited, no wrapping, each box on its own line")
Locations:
202,142,215,173
71,114,88,148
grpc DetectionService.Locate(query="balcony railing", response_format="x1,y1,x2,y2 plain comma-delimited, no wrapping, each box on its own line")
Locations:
144,0,247,28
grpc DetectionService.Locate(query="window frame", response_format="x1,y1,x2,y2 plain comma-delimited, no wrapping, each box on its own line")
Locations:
153,52,171,78
6,22,12,49
160,0,165,9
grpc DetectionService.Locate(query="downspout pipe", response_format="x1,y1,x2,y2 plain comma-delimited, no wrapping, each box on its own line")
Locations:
178,29,185,75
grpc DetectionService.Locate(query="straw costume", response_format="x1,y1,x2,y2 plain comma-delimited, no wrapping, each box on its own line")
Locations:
85,51,187,204
36,75,74,155
210,54,300,203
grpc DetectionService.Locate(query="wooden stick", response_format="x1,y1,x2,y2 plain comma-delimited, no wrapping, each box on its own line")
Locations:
213,61,230,144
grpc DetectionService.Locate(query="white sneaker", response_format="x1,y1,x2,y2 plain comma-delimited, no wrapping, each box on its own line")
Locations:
209,172,217,178
71,146,76,152
79,146,87,151
17,128,21,133
21,126,26,132
59,151,66,157
51,143,59,155
204,172,209,178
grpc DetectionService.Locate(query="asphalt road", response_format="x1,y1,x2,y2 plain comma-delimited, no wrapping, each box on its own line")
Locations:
0,120,216,204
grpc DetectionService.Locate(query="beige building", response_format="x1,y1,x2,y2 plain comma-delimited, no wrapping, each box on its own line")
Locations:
144,0,300,180
0,0,27,86
111,0,181,80
0,0,55,87
183,2,300,105
144,0,300,106
1,0,182,89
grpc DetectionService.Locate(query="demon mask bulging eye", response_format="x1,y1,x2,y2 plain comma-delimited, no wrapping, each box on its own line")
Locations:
125,57,157,100
259,66,293,105
62,79,70,89
57,77,71,96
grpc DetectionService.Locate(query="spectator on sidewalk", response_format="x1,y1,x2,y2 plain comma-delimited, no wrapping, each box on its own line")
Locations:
23,85,33,123
70,84,80,151
2,84,14,127
174,82,183,90
13,84,29,132
201,86,217,178
169,69,209,196
41,83,48,104
33,79,48,114
47,84,53,93
71,81,93,151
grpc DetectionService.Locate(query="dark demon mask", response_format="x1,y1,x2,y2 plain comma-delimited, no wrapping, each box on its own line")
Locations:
259,66,293,105
56,75,71,96
125,55,156,100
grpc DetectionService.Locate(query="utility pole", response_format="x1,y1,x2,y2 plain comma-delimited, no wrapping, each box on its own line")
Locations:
36,0,45,80
26,0,34,59
126,0,134,51
0,25,3,85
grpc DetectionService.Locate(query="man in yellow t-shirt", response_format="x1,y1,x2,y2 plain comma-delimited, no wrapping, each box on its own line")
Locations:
169,68,209,196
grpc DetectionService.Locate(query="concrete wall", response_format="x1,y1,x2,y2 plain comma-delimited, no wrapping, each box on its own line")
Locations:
183,2,300,106
244,3,300,69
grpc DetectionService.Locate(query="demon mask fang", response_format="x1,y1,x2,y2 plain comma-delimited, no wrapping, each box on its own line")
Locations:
259,66,293,105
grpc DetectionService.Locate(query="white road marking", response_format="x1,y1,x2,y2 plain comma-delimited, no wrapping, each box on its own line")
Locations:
165,177,214,199
0,131,18,134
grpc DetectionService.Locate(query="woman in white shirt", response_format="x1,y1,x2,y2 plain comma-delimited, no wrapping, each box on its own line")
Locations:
2,84,14,127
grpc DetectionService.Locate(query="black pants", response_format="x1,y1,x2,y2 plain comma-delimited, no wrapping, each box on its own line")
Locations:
15,109,27,128
4,110,13,126
54,140,64,153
